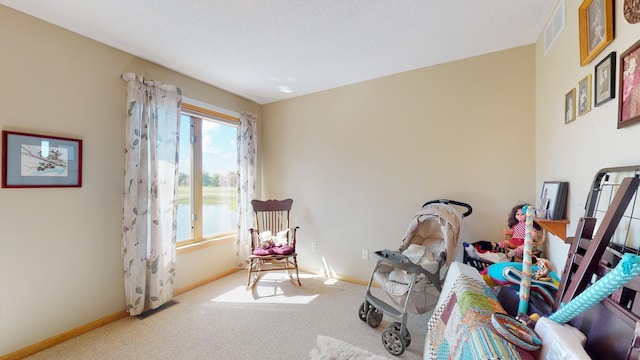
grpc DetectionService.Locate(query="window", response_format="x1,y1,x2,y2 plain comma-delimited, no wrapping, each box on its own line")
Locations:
177,103,238,246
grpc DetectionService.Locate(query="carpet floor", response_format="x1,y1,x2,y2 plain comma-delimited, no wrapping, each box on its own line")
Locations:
25,271,437,359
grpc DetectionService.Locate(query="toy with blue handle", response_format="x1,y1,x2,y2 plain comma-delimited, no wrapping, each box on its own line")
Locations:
549,253,640,324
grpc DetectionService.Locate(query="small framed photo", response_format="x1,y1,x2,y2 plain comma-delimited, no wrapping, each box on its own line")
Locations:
594,51,616,106
578,74,592,116
565,88,576,124
540,181,568,220
618,39,640,128
2,131,83,188
579,0,614,66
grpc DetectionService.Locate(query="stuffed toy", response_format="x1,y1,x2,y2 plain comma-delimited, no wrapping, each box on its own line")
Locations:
258,230,274,249
254,229,293,255
273,229,289,247
533,258,552,281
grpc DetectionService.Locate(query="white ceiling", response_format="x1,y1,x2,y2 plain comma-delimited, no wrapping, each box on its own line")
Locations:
1,0,558,105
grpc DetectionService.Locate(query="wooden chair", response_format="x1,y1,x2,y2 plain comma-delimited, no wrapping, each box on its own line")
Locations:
247,199,301,289
513,226,546,262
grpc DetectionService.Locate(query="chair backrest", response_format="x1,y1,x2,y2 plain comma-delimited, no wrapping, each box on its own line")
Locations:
251,199,293,234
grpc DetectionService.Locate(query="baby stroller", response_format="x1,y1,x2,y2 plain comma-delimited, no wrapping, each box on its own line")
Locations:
358,199,472,356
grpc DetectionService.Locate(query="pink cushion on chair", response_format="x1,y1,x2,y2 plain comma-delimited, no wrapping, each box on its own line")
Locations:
272,245,293,255
253,248,272,256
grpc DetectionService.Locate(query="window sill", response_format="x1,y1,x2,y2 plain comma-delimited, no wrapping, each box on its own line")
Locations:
177,233,236,255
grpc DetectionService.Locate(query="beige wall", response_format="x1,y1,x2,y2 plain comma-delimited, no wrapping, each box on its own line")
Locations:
262,46,537,280
9,0,640,356
536,0,640,271
0,5,258,356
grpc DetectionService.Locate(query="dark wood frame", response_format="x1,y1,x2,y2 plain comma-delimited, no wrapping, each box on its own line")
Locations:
594,51,616,106
2,130,83,188
618,39,640,128
579,0,615,66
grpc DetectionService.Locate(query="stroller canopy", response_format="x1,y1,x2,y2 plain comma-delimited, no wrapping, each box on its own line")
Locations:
401,202,463,267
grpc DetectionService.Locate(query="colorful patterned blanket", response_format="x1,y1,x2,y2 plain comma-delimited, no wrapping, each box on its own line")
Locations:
425,275,535,360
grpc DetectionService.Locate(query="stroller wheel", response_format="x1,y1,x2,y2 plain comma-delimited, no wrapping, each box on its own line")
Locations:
382,328,405,356
358,302,369,322
366,307,383,328
389,322,411,347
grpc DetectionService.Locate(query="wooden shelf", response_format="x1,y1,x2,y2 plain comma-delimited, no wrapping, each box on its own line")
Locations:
535,218,570,242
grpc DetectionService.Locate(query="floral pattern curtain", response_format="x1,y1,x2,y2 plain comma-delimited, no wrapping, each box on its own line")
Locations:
121,73,182,316
236,111,257,268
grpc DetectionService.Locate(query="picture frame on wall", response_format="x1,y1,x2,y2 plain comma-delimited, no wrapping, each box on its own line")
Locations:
539,181,569,220
618,39,640,128
578,74,592,116
594,51,616,106
2,130,83,188
565,88,576,123
579,0,614,66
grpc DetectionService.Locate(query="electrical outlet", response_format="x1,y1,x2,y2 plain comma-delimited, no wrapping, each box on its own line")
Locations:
362,249,369,260
311,242,317,251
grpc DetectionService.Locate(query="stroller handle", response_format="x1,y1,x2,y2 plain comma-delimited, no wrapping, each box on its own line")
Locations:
373,249,442,274
422,199,472,218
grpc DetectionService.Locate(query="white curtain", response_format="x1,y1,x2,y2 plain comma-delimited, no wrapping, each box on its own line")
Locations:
121,73,182,316
236,111,257,268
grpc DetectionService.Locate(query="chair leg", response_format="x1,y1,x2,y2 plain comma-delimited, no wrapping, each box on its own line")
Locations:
247,257,301,289
247,259,260,289
292,256,301,287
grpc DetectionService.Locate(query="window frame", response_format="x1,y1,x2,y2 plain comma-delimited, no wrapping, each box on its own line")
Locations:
177,102,239,248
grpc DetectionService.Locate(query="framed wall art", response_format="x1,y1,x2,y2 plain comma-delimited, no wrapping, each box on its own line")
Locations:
594,51,616,106
579,0,614,66
565,88,576,124
619,39,640,128
578,74,592,116
624,0,640,24
539,181,568,220
2,131,83,188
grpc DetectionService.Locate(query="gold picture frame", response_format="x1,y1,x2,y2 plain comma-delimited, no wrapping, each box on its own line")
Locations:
578,74,592,116
565,88,576,124
579,0,614,67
